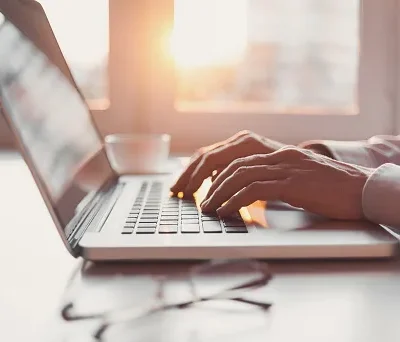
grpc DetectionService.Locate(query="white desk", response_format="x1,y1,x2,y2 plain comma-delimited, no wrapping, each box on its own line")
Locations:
0,152,77,341
1,152,400,342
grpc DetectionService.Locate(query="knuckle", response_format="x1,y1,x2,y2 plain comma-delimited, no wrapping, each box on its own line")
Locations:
196,147,205,155
282,147,302,158
234,166,247,176
231,157,246,167
253,154,267,162
201,151,214,164
239,129,252,136
248,181,262,192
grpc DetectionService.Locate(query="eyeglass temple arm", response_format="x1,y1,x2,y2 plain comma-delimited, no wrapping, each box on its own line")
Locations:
62,303,114,321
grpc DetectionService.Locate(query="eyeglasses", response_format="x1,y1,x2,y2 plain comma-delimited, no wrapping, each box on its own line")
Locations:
61,259,273,341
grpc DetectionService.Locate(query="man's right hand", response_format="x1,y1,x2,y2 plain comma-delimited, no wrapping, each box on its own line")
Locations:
170,130,286,195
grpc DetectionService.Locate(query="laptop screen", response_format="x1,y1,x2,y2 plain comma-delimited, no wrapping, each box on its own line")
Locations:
0,3,115,241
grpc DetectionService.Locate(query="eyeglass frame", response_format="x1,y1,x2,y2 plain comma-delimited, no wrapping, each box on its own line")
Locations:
61,259,273,341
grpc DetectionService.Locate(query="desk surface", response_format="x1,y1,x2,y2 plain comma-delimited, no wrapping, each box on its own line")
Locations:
1,152,400,342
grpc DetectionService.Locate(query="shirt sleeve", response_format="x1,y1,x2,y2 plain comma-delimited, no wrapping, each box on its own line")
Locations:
362,163,400,227
299,135,400,168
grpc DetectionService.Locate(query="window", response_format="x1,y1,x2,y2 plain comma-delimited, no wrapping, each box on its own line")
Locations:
172,0,359,115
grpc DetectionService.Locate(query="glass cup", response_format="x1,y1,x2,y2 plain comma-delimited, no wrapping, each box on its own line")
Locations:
105,134,171,174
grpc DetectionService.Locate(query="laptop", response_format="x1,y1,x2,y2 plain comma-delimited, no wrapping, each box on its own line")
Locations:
0,1,397,260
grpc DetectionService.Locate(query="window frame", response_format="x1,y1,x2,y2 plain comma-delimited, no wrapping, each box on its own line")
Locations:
109,0,400,153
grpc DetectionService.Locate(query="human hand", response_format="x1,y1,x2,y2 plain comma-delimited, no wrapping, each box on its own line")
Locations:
201,148,374,220
170,130,285,195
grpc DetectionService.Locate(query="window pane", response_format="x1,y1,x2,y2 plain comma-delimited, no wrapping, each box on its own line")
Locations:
172,0,359,114
38,0,108,101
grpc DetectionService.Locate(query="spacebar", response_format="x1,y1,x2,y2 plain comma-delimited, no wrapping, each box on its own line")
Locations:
181,223,200,233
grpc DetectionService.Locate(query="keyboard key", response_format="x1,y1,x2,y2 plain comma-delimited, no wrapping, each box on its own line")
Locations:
182,206,197,210
163,206,179,211
180,214,198,220
136,228,156,234
181,211,198,216
137,223,157,228
142,210,160,215
163,201,179,206
222,221,245,227
144,205,161,209
122,227,134,234
182,219,199,224
124,223,136,228
225,226,248,233
125,219,137,224
138,219,158,223
160,221,178,226
181,199,195,204
202,222,222,233
201,216,220,221
162,207,179,212
159,225,178,234
161,211,179,216
141,214,159,219
181,201,196,206
160,216,179,221
130,209,141,214
181,207,198,212
222,214,243,221
181,223,200,233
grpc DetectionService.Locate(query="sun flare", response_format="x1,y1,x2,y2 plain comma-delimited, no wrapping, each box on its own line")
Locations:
170,0,248,69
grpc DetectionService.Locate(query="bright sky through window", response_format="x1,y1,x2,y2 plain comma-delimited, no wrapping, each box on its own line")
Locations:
171,0,247,69
38,0,108,67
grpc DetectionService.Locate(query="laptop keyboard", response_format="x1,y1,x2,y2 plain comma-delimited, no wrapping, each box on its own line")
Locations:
122,181,248,235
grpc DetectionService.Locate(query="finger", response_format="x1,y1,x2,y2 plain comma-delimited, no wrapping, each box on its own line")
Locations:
170,158,203,193
202,165,288,212
217,181,286,217
170,132,248,193
203,154,270,203
203,149,297,203
184,135,253,194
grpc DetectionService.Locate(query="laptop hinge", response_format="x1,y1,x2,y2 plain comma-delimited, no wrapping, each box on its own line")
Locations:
68,182,124,254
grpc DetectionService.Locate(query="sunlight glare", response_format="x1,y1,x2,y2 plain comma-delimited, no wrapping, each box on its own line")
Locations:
37,0,108,66
170,0,248,69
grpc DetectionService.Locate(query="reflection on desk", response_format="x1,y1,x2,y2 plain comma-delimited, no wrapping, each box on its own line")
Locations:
50,259,400,342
